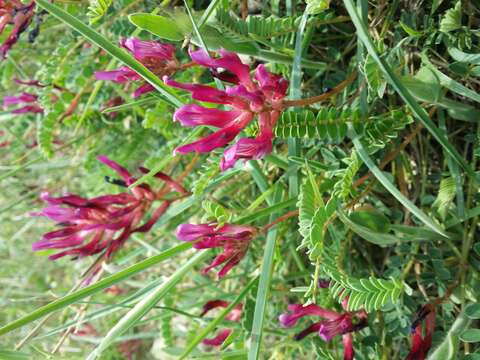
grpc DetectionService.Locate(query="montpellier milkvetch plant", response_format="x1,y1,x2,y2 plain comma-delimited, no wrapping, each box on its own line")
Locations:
1,0,479,359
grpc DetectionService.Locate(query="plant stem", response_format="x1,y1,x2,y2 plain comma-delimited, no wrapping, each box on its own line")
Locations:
282,72,357,107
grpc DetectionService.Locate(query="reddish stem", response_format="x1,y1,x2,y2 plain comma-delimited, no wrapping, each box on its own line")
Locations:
262,209,299,233
282,72,357,108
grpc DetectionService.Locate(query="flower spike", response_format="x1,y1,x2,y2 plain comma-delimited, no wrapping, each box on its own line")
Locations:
32,156,187,273
176,223,257,278
164,48,289,170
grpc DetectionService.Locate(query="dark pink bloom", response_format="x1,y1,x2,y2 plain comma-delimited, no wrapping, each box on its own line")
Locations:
176,223,257,278
32,156,187,264
405,304,436,360
200,300,243,347
3,91,43,114
95,38,178,98
14,78,45,87
279,303,367,360
0,1,36,58
4,91,37,105
164,48,288,170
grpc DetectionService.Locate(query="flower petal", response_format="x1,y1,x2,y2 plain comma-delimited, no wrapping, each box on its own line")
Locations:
95,67,140,83
202,329,232,347
132,83,155,98
164,77,233,104
97,155,134,183
174,104,241,128
255,64,289,99
189,48,252,88
120,38,175,62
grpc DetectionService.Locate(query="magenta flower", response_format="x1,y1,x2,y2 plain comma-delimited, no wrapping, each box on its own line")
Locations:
200,300,242,347
279,303,367,360
176,223,257,278
32,156,187,264
95,38,179,98
405,304,436,360
3,91,43,114
164,48,289,171
0,1,36,58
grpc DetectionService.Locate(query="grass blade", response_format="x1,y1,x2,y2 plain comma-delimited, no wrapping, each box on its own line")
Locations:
248,187,283,360
86,251,209,359
342,0,475,179
0,243,192,336
349,125,449,238
36,0,183,107
179,277,258,359
287,10,309,199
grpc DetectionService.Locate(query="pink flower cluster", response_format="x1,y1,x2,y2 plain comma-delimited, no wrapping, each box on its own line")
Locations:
95,38,178,98
279,302,368,360
200,300,243,346
32,156,187,263
176,223,256,278
164,48,289,171
406,304,436,360
0,0,36,58
3,91,43,114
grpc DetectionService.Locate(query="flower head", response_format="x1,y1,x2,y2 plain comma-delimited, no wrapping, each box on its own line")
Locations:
279,303,367,360
176,223,256,278
32,156,187,264
406,304,436,360
200,300,243,347
95,38,178,98
3,91,43,114
0,1,36,58
164,48,289,170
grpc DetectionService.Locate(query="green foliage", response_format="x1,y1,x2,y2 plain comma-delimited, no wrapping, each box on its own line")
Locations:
433,177,456,220
2,1,480,359
440,2,462,33
362,109,414,153
201,200,232,226
88,0,113,24
297,166,336,259
215,7,300,41
322,249,405,312
333,150,361,200
274,108,359,142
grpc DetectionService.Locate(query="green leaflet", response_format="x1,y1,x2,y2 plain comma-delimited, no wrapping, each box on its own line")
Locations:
87,0,112,24
333,150,361,200
215,7,300,41
201,200,232,226
342,0,475,179
337,208,400,246
427,307,471,360
297,165,336,259
439,2,462,33
322,248,405,312
36,110,56,159
275,108,413,150
432,177,456,220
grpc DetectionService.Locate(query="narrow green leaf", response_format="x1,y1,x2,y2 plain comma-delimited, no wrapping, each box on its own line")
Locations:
448,47,480,65
36,0,183,107
342,0,475,179
129,13,186,41
465,304,480,319
427,307,471,359
337,208,399,246
102,97,157,114
349,125,449,238
87,251,209,359
0,243,192,336
460,329,480,343
179,277,258,359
